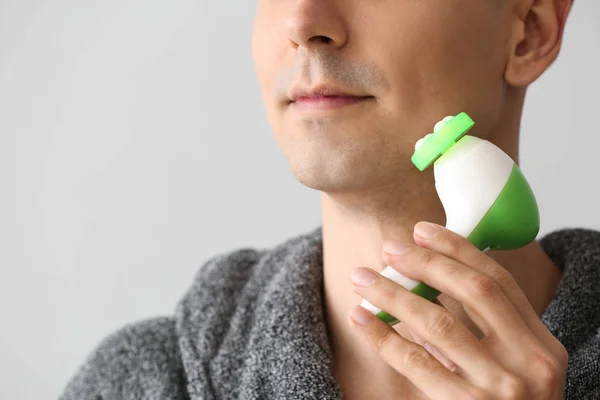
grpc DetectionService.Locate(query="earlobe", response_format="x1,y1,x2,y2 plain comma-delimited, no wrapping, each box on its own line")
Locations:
504,0,572,88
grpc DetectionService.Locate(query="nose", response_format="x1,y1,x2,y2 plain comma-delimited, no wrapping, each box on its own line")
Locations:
286,0,347,51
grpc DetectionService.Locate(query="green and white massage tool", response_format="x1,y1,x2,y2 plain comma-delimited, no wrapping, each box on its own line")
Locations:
360,112,540,326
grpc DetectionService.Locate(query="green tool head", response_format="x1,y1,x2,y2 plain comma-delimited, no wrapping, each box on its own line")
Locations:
411,112,475,171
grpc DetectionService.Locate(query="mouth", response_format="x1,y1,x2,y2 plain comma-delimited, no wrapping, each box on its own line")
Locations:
287,85,375,113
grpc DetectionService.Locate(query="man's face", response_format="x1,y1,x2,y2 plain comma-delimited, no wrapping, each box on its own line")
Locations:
252,0,513,192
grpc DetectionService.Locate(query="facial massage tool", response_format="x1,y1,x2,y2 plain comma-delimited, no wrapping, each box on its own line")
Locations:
360,112,540,325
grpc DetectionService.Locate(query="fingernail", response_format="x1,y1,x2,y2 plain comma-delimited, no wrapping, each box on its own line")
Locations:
382,240,411,255
351,267,378,287
350,306,374,326
414,222,442,240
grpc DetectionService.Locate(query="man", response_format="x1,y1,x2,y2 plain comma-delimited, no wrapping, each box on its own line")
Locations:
62,0,600,399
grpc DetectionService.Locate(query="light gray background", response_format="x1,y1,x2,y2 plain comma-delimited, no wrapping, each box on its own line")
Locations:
1,1,599,399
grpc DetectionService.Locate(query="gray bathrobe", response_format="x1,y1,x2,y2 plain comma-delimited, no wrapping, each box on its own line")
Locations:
60,226,600,399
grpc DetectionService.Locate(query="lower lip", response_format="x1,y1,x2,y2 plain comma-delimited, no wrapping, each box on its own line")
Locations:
290,96,373,112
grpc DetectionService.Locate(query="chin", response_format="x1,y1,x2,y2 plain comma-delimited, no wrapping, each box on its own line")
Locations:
284,144,400,193
282,142,350,190
274,114,418,192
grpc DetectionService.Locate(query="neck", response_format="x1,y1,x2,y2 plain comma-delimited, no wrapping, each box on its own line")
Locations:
320,110,562,396
321,190,561,396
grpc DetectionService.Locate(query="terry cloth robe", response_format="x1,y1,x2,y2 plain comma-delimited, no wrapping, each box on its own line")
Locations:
60,227,600,399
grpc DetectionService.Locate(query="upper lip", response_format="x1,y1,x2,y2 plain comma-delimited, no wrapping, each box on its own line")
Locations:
288,84,371,103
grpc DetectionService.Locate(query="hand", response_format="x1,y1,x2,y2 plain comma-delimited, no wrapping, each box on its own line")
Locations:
347,221,568,399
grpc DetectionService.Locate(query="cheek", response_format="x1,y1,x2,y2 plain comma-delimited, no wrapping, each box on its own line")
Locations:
251,26,286,134
252,7,296,110
251,28,274,100
378,19,506,130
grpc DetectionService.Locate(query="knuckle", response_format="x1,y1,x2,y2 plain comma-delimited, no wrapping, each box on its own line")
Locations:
420,249,437,266
439,259,461,280
450,236,470,256
489,266,516,288
532,348,563,390
500,374,527,399
378,282,396,302
400,297,421,317
553,341,569,369
461,387,486,400
468,273,497,297
403,345,430,370
425,311,456,340
377,281,404,310
373,329,396,353
479,334,495,346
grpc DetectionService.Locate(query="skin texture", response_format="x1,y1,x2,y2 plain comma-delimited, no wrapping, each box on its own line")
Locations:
252,0,572,398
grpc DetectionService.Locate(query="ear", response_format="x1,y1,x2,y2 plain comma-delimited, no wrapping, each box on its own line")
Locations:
505,0,572,87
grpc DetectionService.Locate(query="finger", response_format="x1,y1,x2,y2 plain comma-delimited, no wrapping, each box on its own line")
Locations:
383,240,567,391
382,242,535,346
351,267,502,380
407,327,457,372
411,221,560,350
348,305,476,400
